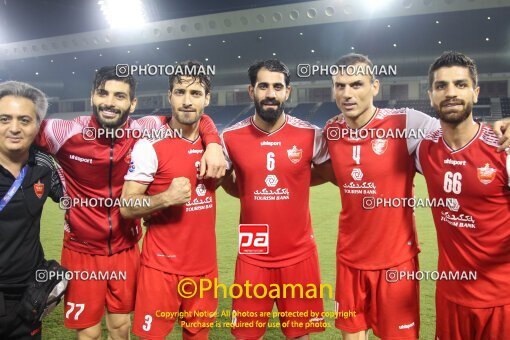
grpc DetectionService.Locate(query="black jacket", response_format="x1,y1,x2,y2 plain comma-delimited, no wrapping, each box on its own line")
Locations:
0,147,62,285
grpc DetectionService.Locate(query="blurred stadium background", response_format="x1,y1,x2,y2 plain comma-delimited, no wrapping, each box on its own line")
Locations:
1,0,509,338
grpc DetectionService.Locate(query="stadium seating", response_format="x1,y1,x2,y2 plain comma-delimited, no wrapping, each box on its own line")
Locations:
310,102,338,127
288,103,316,121
394,99,436,116
501,97,510,117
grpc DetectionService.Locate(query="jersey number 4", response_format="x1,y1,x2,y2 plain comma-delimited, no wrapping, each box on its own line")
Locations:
444,171,462,194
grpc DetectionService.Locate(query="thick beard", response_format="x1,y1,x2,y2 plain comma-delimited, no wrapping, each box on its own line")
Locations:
93,104,130,128
255,100,284,124
435,100,473,125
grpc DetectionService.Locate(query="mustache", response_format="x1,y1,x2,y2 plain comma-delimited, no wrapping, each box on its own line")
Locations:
440,99,464,107
260,99,281,106
98,105,121,114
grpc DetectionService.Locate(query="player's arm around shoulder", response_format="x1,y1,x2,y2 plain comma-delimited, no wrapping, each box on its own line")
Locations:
199,114,227,179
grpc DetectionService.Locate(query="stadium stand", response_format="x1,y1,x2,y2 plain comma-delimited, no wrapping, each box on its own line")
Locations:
501,97,510,117
288,102,316,121
394,99,436,116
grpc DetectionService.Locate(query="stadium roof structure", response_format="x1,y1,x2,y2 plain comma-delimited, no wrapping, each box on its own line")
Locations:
0,0,509,98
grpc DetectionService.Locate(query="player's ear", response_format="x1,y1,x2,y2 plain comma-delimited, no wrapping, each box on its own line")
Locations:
371,78,380,97
248,85,255,100
204,92,211,107
129,97,138,113
473,86,480,104
428,90,433,107
285,85,292,101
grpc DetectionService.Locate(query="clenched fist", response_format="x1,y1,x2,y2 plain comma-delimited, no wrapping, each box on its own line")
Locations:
163,177,191,206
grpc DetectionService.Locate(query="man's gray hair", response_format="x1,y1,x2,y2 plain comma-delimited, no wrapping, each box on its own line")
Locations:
0,81,48,122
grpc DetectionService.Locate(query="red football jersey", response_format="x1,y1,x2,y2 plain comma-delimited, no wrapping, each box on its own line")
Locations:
416,124,510,308
221,115,329,267
125,125,216,276
326,108,439,270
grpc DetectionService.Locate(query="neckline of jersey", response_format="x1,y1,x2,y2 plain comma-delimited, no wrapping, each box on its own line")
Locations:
250,113,288,136
441,123,482,154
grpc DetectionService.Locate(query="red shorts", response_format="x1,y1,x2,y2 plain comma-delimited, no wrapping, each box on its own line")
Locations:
60,245,140,329
231,250,325,339
436,291,510,340
132,265,218,340
335,256,420,339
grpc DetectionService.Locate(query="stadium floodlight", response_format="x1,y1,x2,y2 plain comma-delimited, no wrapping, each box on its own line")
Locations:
97,0,147,29
364,0,393,11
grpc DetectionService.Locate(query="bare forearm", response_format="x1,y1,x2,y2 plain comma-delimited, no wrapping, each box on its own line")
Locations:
120,192,170,219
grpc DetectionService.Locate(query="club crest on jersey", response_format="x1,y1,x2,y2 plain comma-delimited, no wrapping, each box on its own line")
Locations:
287,145,302,164
371,139,388,155
34,180,44,199
477,163,496,185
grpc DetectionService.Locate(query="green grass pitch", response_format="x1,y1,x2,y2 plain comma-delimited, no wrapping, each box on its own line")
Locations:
40,176,438,339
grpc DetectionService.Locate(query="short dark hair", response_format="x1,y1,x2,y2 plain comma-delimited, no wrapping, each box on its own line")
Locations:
334,53,375,81
168,60,212,95
93,66,136,100
248,59,290,87
428,51,478,89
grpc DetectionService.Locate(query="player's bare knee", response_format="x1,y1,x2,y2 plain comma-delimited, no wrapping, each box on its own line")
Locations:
77,324,102,340
106,313,131,340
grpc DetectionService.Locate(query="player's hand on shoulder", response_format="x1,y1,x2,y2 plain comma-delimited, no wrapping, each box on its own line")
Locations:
493,118,510,152
200,143,227,179
164,177,191,206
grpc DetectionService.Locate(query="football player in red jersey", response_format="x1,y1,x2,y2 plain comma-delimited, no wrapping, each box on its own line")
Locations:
415,51,510,339
121,60,219,340
35,66,225,339
221,59,335,340
324,53,510,340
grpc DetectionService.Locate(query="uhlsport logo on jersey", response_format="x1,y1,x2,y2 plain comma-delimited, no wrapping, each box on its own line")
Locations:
287,145,302,164
477,163,497,184
371,139,388,155
238,224,269,254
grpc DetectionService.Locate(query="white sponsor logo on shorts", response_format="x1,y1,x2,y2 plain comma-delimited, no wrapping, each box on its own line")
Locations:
399,321,415,330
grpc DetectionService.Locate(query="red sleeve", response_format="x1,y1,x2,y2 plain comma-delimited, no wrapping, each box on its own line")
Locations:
35,119,52,154
198,114,221,145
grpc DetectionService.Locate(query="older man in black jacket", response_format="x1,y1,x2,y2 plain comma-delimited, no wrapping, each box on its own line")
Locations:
0,81,62,339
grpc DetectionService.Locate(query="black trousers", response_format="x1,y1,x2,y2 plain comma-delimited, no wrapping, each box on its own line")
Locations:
0,291,42,340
